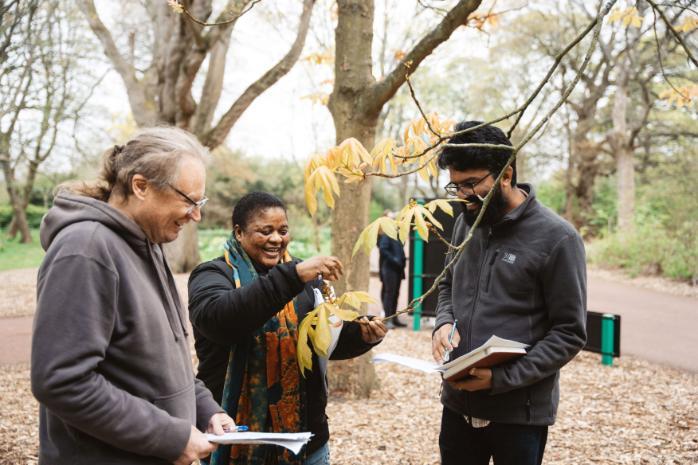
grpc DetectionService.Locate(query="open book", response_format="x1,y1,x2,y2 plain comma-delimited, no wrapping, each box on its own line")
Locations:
440,335,527,381
373,335,528,382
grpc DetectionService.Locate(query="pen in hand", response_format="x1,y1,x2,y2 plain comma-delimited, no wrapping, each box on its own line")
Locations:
442,319,458,363
222,425,249,433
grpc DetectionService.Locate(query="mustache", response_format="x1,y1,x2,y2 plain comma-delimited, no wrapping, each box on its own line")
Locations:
464,194,483,205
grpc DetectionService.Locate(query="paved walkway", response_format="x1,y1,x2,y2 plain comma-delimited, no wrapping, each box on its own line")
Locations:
367,274,698,373
1,272,696,372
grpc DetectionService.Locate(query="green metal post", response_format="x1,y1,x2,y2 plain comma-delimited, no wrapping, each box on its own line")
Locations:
412,229,424,331
601,313,615,366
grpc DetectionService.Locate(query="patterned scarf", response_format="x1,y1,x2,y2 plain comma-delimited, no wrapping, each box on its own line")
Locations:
209,235,306,465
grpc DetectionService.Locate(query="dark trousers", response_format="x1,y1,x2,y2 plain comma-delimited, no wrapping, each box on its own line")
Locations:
439,406,548,465
379,268,401,318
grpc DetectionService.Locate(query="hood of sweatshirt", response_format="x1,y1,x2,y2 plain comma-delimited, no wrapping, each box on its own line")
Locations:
40,192,189,340
41,192,150,254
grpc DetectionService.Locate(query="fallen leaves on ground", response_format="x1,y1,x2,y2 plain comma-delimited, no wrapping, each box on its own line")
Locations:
2,328,695,464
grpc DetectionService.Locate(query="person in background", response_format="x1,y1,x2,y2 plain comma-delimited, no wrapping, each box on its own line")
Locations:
31,127,234,465
432,121,587,465
188,191,388,465
377,210,407,328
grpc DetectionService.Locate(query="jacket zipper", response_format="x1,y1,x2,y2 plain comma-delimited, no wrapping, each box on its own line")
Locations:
484,248,499,293
465,228,492,421
526,388,532,422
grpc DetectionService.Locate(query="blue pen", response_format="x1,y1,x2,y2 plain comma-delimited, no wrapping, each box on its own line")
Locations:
442,319,458,363
224,425,249,433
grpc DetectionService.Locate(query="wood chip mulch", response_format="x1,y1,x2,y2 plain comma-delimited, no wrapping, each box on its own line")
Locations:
2,328,696,465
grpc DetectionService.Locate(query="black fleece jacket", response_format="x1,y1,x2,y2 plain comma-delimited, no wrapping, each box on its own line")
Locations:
188,257,375,454
435,184,587,426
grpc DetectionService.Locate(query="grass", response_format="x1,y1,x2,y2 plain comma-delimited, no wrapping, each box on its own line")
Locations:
0,229,45,271
0,228,332,272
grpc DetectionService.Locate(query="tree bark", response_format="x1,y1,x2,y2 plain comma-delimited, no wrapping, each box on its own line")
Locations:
326,0,379,398
611,63,634,234
326,0,481,397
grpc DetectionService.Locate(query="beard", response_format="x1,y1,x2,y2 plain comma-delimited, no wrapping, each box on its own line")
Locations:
461,186,508,227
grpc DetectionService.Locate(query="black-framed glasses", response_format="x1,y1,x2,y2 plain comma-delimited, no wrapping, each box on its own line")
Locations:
444,173,491,197
166,183,208,216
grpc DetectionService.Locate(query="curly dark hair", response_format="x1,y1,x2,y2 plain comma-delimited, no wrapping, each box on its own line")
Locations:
437,121,516,186
232,192,287,230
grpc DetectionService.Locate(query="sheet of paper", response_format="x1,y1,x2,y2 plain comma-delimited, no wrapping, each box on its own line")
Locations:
206,432,313,454
373,352,444,373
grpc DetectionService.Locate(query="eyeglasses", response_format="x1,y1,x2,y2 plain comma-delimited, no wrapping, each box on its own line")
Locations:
166,183,208,216
444,173,491,197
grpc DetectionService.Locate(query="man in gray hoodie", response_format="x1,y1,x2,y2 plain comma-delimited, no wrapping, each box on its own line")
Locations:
431,121,587,465
31,127,234,465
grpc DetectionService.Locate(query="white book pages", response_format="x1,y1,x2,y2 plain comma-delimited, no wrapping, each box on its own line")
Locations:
372,352,444,373
206,432,313,454
441,335,529,370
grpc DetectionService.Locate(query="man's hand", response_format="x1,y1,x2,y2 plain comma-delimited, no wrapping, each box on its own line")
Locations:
358,317,387,343
431,323,461,363
207,412,236,435
173,425,217,465
447,368,492,392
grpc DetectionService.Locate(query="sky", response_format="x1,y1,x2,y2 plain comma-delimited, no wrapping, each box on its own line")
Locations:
89,0,509,163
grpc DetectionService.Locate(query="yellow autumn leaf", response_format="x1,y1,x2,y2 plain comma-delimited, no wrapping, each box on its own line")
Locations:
314,166,340,209
371,138,397,174
397,202,417,242
352,218,381,257
337,291,376,310
167,0,184,14
413,209,430,241
313,304,332,357
677,17,698,33
339,138,372,167
425,198,454,217
419,205,443,230
297,310,316,376
304,171,319,216
333,308,361,321
610,7,643,28
325,146,343,171
336,166,366,183
607,7,627,24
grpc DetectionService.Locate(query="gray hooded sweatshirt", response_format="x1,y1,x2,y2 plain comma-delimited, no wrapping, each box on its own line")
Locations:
31,193,222,465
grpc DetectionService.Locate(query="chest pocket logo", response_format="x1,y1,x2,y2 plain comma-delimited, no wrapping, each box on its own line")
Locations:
502,252,517,264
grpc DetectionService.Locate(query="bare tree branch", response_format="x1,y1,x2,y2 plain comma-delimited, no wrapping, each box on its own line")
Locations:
646,0,698,67
203,0,315,148
79,0,157,125
367,0,481,116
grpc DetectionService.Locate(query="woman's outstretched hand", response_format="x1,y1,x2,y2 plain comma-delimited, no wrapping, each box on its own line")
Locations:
358,316,388,343
296,256,344,283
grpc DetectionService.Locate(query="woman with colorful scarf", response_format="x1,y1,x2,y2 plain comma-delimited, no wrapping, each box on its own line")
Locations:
188,192,387,465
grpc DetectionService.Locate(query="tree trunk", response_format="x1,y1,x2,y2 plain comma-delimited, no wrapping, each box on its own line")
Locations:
8,205,32,243
326,0,379,398
565,116,602,231
611,64,634,234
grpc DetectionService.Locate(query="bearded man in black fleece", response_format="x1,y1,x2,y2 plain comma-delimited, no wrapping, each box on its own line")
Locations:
188,192,387,465
431,121,587,465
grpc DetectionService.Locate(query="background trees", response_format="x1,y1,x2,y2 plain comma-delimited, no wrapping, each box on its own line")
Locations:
1,0,97,243
79,0,315,270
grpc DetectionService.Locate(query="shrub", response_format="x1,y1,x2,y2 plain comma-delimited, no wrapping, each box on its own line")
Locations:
0,204,48,229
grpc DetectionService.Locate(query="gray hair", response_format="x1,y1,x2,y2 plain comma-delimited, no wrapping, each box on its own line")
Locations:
63,126,209,201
